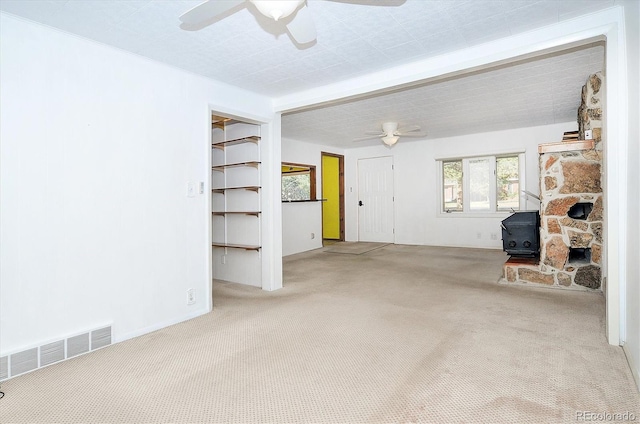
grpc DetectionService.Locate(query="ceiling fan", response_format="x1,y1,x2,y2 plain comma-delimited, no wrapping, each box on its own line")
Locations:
179,0,404,45
353,122,426,146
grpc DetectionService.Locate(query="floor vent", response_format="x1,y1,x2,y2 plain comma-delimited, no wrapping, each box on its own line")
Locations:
1,325,111,381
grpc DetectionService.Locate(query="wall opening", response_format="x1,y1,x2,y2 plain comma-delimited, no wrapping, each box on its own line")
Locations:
568,202,594,220
569,247,592,264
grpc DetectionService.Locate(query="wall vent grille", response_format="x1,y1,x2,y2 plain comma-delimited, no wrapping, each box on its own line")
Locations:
67,333,90,358
1,325,111,381
0,356,8,380
40,340,65,367
10,348,38,377
91,327,111,350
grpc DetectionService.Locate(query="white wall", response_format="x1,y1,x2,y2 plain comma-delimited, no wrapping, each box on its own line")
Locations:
0,14,274,354
281,138,344,256
344,123,576,248
622,0,640,389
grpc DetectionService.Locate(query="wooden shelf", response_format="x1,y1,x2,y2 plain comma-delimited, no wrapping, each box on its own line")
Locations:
282,199,327,203
213,186,260,194
212,211,261,217
212,242,261,251
212,161,260,171
212,136,260,150
538,139,595,153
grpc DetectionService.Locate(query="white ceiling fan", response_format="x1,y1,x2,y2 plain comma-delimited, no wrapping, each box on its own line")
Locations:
353,122,426,146
179,0,404,45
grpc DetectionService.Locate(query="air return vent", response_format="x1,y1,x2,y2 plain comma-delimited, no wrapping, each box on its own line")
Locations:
40,340,65,367
10,348,38,377
91,327,112,350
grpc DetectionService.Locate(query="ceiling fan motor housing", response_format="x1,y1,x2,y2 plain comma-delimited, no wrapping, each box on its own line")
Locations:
249,0,305,21
382,122,399,135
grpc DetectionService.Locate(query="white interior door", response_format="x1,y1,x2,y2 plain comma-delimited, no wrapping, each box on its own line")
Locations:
357,156,394,243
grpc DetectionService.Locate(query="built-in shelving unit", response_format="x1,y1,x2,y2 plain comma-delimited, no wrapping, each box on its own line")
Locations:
211,115,262,286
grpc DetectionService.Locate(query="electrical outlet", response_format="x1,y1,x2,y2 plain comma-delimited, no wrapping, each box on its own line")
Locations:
187,182,195,198
585,129,593,139
187,288,195,305
311,232,315,239
491,233,498,240
199,182,204,194
221,255,226,265
477,232,482,239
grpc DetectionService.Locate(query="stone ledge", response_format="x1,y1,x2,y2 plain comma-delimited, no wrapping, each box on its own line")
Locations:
538,139,595,153
497,277,602,292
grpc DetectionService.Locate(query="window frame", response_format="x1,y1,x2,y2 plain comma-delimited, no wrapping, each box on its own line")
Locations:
438,152,526,217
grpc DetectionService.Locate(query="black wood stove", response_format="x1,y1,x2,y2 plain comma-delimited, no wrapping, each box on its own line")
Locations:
501,211,540,257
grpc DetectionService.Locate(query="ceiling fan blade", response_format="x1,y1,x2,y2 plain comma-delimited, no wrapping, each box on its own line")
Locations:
364,130,385,136
397,125,421,133
286,5,317,44
352,135,382,142
397,132,427,137
179,0,244,26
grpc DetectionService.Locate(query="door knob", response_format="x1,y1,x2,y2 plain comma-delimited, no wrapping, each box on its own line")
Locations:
358,200,364,206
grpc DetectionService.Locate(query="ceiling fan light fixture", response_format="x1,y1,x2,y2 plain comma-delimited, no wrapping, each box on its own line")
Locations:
250,0,304,21
382,135,399,146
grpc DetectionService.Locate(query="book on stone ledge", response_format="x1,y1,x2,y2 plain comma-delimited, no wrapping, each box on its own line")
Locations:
563,130,579,141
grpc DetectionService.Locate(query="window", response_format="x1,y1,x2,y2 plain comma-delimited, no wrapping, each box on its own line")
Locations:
441,154,523,213
496,156,520,211
443,160,463,211
282,162,316,201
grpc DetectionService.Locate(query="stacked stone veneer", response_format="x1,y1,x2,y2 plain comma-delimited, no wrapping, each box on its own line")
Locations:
503,72,604,290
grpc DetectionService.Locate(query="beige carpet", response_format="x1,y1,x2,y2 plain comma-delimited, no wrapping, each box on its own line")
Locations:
323,241,389,255
1,245,638,423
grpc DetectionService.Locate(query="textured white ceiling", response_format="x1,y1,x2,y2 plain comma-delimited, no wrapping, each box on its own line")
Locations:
283,43,605,147
0,0,611,146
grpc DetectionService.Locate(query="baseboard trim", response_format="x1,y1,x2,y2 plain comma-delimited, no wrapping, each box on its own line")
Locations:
622,345,640,392
114,308,209,344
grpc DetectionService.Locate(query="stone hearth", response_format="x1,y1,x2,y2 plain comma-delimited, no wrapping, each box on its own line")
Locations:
503,72,604,290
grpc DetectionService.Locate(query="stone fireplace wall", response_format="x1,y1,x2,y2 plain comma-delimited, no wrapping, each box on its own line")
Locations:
503,72,604,290
538,148,603,288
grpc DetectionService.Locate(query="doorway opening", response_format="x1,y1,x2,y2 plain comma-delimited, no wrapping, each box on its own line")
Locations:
209,111,265,309
321,152,344,244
